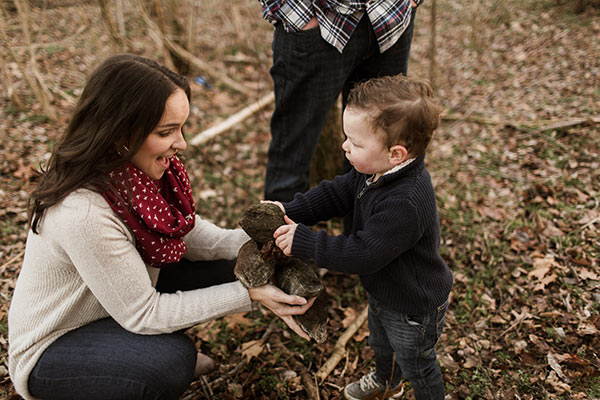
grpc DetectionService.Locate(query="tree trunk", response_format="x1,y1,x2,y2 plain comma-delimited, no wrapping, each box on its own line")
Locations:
310,98,344,186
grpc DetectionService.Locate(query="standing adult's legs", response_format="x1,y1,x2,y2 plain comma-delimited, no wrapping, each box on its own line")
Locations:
265,25,354,201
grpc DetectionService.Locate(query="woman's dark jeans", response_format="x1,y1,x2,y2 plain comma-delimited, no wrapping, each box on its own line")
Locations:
28,259,236,400
368,294,449,400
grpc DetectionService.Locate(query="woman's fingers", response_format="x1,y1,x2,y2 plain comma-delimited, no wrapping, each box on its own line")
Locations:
275,296,316,316
281,315,310,341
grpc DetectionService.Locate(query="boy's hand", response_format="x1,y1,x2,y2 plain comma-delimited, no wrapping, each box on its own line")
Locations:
260,200,285,213
274,215,297,256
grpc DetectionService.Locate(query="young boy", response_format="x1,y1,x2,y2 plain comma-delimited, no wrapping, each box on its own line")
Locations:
270,75,453,400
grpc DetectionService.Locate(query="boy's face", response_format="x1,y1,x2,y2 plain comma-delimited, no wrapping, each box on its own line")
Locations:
342,107,394,179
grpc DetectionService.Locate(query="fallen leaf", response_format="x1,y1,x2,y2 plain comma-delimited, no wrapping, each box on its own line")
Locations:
241,339,265,363
576,323,598,336
578,268,599,280
514,340,527,354
224,312,253,330
439,353,460,373
528,257,554,280
547,352,565,380
546,371,571,394
341,307,358,328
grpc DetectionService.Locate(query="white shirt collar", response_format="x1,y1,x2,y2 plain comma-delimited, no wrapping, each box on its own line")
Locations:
366,157,416,184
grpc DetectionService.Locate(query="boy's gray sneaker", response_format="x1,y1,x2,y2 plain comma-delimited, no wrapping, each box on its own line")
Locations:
344,372,404,400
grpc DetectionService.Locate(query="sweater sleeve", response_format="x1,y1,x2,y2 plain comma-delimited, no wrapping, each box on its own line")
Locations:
49,191,251,334
183,215,249,261
291,197,422,275
283,171,356,225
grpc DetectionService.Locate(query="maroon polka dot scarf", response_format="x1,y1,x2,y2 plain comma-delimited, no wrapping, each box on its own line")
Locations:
102,156,196,267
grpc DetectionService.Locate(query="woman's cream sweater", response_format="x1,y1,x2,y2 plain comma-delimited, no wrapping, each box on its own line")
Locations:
8,189,251,399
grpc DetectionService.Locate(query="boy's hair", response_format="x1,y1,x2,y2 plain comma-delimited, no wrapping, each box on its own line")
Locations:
346,75,443,156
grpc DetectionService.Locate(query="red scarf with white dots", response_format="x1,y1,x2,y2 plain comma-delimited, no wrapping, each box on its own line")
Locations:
102,156,196,267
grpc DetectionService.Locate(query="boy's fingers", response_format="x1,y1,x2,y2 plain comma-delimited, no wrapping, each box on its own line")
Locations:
273,225,289,238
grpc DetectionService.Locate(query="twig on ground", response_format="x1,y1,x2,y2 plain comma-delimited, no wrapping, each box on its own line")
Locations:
0,250,25,275
316,306,368,382
189,92,274,146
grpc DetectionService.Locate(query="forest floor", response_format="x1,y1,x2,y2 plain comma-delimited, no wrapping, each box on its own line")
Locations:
0,0,599,399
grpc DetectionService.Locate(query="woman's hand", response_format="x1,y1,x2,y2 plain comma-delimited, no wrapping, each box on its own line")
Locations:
248,284,316,340
273,215,297,256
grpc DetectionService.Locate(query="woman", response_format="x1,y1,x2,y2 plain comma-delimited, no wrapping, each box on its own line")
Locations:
8,54,312,400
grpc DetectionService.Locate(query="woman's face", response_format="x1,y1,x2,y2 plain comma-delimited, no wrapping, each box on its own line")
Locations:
131,88,189,180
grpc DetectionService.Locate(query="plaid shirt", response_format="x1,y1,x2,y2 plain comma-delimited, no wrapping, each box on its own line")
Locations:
259,0,422,53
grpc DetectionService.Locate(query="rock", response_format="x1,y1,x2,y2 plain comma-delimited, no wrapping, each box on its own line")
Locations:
234,240,275,287
295,291,329,343
275,258,324,298
236,203,329,342
239,203,285,244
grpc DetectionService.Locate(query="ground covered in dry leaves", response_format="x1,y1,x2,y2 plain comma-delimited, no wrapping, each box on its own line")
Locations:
0,0,599,399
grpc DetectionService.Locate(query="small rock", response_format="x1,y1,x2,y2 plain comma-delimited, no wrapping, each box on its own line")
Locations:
239,203,285,244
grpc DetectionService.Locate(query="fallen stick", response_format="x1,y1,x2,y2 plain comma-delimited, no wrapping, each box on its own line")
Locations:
316,306,368,382
189,92,274,146
532,117,600,134
442,112,600,133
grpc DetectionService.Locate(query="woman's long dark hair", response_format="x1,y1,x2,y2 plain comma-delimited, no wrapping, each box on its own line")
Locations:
28,54,191,233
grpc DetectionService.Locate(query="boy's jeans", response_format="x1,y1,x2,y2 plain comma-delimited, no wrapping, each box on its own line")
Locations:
368,294,448,400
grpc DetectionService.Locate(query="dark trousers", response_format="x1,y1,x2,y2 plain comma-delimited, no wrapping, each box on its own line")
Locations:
28,259,236,400
368,294,448,400
264,10,416,201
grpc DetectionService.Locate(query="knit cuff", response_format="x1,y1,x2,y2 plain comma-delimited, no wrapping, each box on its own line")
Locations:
290,224,317,262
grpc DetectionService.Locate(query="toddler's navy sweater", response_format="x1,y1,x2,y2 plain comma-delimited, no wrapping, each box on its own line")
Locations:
283,155,453,315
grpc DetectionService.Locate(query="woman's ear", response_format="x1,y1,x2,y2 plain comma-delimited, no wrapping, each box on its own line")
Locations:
388,144,409,165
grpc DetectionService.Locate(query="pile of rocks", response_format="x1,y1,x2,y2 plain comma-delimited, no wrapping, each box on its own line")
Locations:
234,203,328,343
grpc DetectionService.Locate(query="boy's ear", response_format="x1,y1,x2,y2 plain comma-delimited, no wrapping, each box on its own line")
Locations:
388,144,409,165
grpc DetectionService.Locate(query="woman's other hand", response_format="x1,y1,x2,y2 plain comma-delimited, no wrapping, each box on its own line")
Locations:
248,284,315,340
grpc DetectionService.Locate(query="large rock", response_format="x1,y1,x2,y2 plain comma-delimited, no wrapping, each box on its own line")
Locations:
235,204,329,342
274,258,324,299
295,292,329,344
239,203,285,244
234,240,275,287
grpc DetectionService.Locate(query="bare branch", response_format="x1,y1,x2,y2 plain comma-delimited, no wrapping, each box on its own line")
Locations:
316,306,368,382
189,92,274,146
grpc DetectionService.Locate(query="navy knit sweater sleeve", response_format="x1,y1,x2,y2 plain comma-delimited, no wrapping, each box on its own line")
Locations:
283,156,453,315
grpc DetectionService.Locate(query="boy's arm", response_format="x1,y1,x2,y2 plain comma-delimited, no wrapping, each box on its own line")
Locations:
289,198,422,274
283,170,357,225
